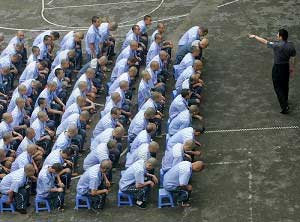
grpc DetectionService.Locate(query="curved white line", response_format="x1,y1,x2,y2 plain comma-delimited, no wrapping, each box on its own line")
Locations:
0,14,188,32
41,0,164,29
45,0,159,10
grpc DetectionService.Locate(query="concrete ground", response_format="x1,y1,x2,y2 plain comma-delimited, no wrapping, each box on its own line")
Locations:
0,0,300,221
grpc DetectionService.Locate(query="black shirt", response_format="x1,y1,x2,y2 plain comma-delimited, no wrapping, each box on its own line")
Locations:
267,40,296,64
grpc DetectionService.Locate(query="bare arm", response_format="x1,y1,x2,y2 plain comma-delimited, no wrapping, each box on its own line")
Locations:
248,34,268,45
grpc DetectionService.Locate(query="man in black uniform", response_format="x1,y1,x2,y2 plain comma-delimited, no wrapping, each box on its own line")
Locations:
248,29,296,114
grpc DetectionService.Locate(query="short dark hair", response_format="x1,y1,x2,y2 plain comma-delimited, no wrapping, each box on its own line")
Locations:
278,29,288,41
51,31,60,40
43,35,51,41
111,107,120,115
92,16,99,24
37,97,46,106
62,147,74,157
55,68,63,76
51,163,63,173
31,46,39,53
144,15,152,21
154,33,161,40
39,60,48,68
199,26,208,35
181,89,190,98
132,25,139,32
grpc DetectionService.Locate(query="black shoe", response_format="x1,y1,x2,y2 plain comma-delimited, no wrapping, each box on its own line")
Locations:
135,201,147,209
280,106,289,114
16,209,27,214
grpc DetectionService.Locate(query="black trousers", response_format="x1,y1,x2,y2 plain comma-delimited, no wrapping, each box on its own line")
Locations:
14,187,30,210
272,64,290,110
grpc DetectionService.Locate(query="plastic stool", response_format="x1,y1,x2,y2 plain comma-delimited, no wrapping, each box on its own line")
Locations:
0,195,15,213
158,188,174,208
75,194,91,210
35,196,51,213
117,190,133,207
159,169,165,188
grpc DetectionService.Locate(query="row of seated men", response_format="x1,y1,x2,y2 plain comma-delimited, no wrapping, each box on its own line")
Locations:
0,13,208,213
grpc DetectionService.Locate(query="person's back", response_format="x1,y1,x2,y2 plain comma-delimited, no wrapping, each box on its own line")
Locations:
77,164,101,194
119,159,144,191
268,41,296,64
163,161,192,190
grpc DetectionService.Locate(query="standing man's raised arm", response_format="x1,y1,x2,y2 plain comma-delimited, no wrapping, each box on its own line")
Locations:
248,34,268,45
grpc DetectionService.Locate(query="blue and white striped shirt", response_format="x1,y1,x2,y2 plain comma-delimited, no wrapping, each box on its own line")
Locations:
122,33,139,50
173,53,195,78
31,119,45,141
116,46,136,63
0,168,27,194
52,132,71,151
61,103,81,122
110,58,129,82
43,149,64,168
51,49,70,69
167,127,194,151
169,94,189,120
66,88,86,109
11,151,33,172
56,113,80,135
119,159,146,191
163,161,192,191
138,79,152,109
168,109,191,136
19,62,38,83
85,25,101,55
161,143,184,172
146,42,161,66
125,143,150,168
32,30,51,46
77,164,103,195
178,26,200,47
16,137,34,156
91,128,114,149
93,113,117,138
128,110,148,140
36,167,56,198
35,88,57,108
108,72,130,95
175,66,194,92
130,130,151,153
83,143,109,171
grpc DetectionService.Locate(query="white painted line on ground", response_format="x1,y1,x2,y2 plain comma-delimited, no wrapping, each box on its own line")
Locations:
1,0,187,33
248,151,254,222
45,0,159,10
217,0,240,8
41,0,165,29
209,148,249,152
0,14,187,32
47,0,54,5
207,160,248,165
205,126,299,134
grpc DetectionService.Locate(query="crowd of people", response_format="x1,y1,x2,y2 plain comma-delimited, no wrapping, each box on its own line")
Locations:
0,14,209,213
